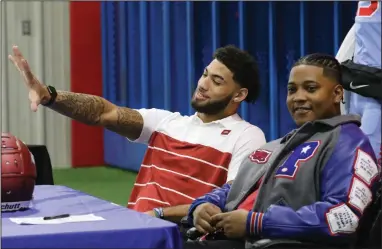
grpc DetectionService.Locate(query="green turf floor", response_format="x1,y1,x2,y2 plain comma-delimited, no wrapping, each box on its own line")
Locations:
52,166,138,206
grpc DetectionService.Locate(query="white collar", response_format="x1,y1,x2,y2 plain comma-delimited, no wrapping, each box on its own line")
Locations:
191,113,243,127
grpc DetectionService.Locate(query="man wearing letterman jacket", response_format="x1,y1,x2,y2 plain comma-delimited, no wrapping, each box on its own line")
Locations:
184,53,381,249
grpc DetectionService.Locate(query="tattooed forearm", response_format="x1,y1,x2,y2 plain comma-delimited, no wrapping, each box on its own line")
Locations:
47,91,144,139
104,107,144,140
49,91,106,125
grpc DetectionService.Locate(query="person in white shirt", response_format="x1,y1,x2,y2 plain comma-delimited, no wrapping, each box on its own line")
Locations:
8,44,266,222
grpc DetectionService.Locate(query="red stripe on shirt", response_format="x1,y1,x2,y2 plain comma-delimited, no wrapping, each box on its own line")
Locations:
147,131,232,168
128,132,232,212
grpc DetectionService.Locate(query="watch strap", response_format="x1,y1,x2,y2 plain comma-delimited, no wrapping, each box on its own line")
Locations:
153,207,164,219
43,85,57,106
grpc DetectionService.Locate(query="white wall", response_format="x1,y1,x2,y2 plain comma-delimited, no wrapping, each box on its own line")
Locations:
1,1,71,168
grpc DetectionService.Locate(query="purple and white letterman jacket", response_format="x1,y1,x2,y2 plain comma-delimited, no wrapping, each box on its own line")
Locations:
188,115,381,247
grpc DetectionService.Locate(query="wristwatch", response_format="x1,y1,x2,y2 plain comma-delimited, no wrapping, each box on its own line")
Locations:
153,207,164,219
42,85,58,106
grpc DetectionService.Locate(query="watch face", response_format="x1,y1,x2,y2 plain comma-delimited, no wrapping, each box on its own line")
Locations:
43,86,57,106
47,86,55,93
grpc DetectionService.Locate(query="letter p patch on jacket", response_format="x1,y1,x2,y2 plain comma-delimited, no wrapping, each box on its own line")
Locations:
275,141,321,179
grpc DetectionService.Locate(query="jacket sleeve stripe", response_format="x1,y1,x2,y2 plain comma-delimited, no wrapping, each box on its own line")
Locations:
246,211,256,236
251,212,256,235
247,212,264,236
257,212,264,234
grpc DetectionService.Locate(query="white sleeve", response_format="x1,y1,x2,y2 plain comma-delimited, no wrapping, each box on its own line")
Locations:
335,24,355,115
335,23,355,63
128,108,174,144
226,126,267,182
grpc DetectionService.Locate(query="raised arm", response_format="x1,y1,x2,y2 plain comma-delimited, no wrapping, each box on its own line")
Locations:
48,91,143,140
9,45,144,140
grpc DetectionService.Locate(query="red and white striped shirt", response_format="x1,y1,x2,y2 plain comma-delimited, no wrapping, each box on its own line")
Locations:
127,108,266,212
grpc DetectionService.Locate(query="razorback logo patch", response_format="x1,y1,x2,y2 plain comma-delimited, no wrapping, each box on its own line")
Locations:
249,149,272,164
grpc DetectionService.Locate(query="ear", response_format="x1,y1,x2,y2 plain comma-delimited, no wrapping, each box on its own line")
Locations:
333,84,344,104
233,88,248,103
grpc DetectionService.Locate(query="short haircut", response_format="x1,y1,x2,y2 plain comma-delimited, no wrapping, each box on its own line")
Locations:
213,45,261,103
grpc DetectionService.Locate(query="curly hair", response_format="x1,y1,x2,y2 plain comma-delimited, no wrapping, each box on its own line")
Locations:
213,45,261,103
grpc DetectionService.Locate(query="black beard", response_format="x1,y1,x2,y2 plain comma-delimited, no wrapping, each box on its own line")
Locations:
190,94,233,115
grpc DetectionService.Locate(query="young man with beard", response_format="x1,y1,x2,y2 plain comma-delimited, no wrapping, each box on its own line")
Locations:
8,45,266,222
184,53,381,249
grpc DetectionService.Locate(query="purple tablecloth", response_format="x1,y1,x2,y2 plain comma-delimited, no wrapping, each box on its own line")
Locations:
2,185,182,248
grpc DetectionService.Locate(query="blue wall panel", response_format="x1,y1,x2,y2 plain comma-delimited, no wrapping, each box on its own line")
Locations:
101,1,357,171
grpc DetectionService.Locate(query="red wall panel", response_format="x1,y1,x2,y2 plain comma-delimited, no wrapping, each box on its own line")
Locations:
70,2,104,167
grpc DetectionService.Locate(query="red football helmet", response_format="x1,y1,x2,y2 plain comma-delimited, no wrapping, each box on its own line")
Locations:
1,132,37,212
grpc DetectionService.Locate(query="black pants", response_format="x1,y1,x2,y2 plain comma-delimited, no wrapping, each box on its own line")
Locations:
183,240,245,249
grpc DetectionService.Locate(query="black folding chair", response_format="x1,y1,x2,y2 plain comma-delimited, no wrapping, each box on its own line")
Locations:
27,145,54,185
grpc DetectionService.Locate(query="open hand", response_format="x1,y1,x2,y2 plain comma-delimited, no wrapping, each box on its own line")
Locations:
193,203,222,234
8,45,49,111
211,209,248,239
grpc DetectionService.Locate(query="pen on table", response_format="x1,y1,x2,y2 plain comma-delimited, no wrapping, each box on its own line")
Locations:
43,214,70,220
